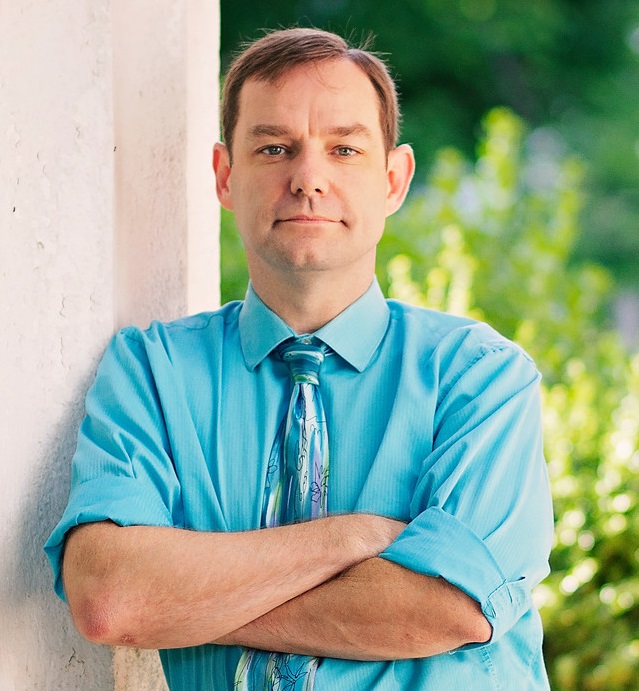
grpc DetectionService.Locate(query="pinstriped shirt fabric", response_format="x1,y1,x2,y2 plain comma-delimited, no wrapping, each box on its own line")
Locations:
45,280,553,690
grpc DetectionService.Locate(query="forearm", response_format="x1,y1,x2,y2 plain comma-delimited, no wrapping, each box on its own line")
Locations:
217,557,491,660
62,516,403,649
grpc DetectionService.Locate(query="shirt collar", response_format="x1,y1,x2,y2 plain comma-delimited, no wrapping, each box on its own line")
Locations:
239,280,390,372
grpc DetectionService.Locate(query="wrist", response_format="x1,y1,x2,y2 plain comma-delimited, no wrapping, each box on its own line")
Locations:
325,513,405,563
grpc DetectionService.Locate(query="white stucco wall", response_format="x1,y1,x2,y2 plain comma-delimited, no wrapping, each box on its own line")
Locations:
0,1,219,688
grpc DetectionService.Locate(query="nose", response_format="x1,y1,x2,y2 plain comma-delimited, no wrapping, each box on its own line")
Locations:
289,150,328,197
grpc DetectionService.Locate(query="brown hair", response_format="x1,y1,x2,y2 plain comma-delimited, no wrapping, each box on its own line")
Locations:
221,28,400,159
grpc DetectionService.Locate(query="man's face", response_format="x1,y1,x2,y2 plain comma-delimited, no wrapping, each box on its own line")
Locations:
214,59,413,282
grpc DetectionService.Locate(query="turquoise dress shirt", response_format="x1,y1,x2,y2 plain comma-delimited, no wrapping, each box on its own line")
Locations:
45,280,553,690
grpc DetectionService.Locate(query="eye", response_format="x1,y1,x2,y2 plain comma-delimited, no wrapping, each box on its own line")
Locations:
259,145,287,156
334,146,359,157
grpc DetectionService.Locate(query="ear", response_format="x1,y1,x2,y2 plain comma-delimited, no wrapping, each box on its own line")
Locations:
213,142,234,211
385,144,415,218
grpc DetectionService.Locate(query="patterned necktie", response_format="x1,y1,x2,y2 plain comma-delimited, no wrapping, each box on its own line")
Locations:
234,337,329,691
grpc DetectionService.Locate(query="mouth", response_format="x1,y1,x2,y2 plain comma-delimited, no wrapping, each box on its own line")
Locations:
276,215,340,225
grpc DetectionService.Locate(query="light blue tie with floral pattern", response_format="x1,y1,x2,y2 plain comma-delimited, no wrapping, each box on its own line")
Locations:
234,337,329,691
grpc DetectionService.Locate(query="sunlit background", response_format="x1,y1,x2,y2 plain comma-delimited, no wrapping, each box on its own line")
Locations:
219,2,639,689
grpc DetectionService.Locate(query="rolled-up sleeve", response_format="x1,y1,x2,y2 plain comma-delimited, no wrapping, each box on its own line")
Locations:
380,331,554,645
44,328,180,600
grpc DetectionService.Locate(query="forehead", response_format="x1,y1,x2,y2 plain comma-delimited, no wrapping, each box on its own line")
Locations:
236,59,383,137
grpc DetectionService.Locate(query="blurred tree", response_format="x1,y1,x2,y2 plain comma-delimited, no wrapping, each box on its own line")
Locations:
381,108,639,690
220,0,639,289
219,207,249,305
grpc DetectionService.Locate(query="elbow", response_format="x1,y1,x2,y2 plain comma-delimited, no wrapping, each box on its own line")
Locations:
72,603,113,645
62,524,141,647
68,591,133,646
467,612,492,646
442,581,493,649
456,595,492,647
64,566,139,647
444,596,492,650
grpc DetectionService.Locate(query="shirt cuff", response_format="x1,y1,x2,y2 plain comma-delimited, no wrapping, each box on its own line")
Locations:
44,476,173,601
379,506,532,646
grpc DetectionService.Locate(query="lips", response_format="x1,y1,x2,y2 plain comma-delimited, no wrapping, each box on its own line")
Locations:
279,215,336,223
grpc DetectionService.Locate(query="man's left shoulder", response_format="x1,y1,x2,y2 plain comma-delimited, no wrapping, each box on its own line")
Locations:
386,298,535,365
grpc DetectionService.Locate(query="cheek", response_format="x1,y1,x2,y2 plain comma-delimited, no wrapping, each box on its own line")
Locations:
353,181,390,222
347,169,388,200
233,189,275,236
239,172,286,208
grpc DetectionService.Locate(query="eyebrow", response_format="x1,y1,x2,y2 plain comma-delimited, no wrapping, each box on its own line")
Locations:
248,125,291,139
247,123,374,140
327,124,374,139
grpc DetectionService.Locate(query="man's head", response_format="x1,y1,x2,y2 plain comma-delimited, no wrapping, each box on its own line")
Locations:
213,28,415,312
221,28,400,160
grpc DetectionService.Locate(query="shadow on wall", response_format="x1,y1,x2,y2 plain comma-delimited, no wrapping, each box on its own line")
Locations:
2,371,169,690
2,374,113,690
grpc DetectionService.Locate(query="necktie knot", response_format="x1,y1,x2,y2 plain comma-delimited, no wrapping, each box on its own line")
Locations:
279,338,326,385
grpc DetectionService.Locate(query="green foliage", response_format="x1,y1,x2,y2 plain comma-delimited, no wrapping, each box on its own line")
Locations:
221,0,639,287
378,108,639,690
220,207,249,305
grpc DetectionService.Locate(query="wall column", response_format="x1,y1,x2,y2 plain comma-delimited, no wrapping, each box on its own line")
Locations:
0,1,219,688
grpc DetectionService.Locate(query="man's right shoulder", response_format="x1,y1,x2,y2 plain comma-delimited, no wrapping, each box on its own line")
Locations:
117,300,244,344
104,301,245,374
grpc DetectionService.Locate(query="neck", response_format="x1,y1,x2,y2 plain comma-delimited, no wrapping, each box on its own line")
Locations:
248,266,375,334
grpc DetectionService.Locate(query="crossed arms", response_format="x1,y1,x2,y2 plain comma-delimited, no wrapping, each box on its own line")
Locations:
58,324,551,660
62,514,491,658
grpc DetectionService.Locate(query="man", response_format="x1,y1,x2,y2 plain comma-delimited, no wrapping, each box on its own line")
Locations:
46,28,554,690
